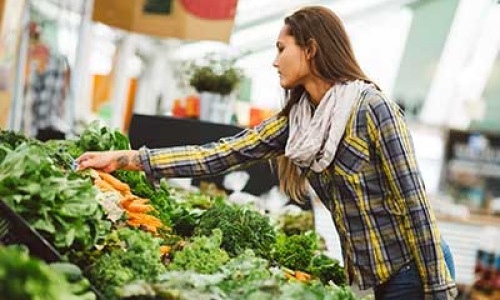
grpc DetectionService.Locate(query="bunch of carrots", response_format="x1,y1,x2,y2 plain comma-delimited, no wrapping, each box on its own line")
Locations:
92,170,168,235
283,268,312,282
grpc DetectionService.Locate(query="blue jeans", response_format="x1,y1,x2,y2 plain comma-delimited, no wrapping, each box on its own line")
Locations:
441,238,455,280
374,239,455,300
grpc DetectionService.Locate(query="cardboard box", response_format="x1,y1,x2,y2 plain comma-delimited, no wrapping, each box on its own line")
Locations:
92,0,238,42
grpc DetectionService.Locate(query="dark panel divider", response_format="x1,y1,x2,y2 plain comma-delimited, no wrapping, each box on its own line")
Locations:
128,114,280,196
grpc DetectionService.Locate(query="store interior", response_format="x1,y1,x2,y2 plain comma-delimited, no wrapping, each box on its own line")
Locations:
1,0,500,299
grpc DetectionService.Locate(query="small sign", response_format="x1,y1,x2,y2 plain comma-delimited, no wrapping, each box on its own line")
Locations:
143,0,172,15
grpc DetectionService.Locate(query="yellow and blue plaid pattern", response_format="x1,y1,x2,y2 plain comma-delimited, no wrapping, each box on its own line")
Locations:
140,88,456,299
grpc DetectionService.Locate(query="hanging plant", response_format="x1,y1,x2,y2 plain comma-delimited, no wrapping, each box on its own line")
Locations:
186,54,243,96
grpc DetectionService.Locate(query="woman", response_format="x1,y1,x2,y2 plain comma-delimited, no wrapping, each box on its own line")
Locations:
77,6,456,299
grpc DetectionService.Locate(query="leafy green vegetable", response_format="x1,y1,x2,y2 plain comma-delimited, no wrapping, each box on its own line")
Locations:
0,245,95,300
89,228,166,299
77,120,130,152
50,262,96,299
119,272,226,300
168,229,229,274
118,269,359,300
0,130,38,163
217,250,272,297
196,200,276,258
308,254,346,286
169,206,203,237
44,139,84,169
279,211,314,236
272,232,319,271
0,144,110,251
278,281,357,300
0,129,35,148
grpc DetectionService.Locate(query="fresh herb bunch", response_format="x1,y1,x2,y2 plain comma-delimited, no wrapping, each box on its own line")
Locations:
168,229,229,274
272,232,319,272
187,54,243,96
0,130,38,163
0,129,34,149
89,228,166,300
217,249,272,297
308,253,346,286
170,205,203,237
195,200,276,258
279,211,314,236
77,120,130,152
280,281,358,300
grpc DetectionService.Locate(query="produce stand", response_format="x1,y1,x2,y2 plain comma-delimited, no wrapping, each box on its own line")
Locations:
0,199,108,300
0,199,61,263
0,125,354,300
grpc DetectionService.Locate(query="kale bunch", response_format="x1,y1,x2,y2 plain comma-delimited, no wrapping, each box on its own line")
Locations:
89,228,166,300
272,232,319,271
308,254,346,286
196,201,276,258
168,229,229,274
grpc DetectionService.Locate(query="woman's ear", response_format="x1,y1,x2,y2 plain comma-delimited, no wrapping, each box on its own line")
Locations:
305,39,318,60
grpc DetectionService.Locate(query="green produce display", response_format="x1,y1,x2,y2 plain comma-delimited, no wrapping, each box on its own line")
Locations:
196,199,276,258
168,228,229,274
272,232,319,272
89,228,166,299
308,253,346,286
279,211,315,236
0,124,358,300
77,121,130,152
0,245,96,300
0,144,110,251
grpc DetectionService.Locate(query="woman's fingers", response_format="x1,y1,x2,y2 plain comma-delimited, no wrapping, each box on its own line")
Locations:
75,152,94,164
76,152,109,171
75,151,131,172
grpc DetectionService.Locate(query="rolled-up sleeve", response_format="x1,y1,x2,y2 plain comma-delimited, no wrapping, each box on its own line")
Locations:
366,93,457,299
139,116,289,184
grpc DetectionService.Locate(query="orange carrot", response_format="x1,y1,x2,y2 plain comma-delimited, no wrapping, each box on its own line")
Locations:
120,195,136,209
127,212,163,228
126,219,142,227
94,179,116,192
121,190,133,197
142,224,158,234
96,171,130,191
160,246,171,255
127,203,154,213
294,271,311,281
132,198,149,205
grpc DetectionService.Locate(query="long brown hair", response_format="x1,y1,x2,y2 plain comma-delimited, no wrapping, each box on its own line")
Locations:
276,6,377,200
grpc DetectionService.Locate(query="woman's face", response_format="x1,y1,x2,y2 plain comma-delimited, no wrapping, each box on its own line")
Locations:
273,25,311,89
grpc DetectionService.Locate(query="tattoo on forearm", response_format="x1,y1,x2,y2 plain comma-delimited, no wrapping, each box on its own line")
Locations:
132,154,143,170
116,155,129,169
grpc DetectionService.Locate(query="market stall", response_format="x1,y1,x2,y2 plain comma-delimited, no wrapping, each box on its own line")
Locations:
0,125,355,300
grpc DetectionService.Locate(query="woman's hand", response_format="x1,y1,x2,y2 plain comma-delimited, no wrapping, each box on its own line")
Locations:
76,150,143,173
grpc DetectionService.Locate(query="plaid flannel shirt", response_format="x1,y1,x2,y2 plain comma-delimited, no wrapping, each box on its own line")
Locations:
140,87,457,299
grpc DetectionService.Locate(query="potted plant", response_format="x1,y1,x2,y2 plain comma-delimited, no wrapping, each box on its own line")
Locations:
186,54,243,123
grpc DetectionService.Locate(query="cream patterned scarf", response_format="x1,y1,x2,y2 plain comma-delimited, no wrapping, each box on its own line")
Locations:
285,80,371,172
